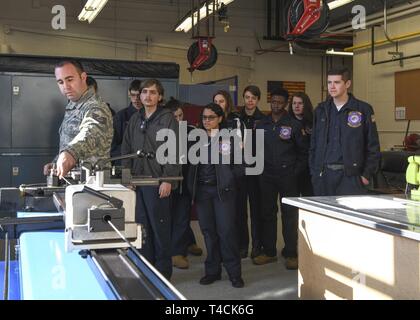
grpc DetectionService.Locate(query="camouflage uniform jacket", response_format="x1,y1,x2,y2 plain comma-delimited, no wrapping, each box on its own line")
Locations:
56,88,113,166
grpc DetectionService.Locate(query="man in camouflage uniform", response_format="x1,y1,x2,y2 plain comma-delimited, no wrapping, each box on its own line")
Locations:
43,60,113,178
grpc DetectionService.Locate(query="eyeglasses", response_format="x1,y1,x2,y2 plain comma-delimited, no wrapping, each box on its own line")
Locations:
202,115,218,121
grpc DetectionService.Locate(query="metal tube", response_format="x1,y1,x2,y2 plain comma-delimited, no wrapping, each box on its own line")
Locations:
212,0,215,37
372,52,420,65
207,0,210,37
383,0,395,43
371,25,420,65
192,0,195,38
347,29,420,52
275,0,280,37
197,0,200,37
371,25,375,65
267,0,272,38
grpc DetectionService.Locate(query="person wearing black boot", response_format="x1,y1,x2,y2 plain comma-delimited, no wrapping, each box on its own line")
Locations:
121,79,180,280
254,88,308,270
165,98,203,269
235,86,265,259
188,103,245,288
289,92,314,197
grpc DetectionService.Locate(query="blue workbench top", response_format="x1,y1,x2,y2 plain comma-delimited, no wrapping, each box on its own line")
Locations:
19,230,109,300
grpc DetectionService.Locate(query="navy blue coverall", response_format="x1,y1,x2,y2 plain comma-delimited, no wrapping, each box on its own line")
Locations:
188,135,244,280
236,107,265,257
309,94,380,196
171,125,198,257
256,113,308,259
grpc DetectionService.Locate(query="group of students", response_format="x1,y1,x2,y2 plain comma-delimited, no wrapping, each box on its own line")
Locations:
47,59,380,290
114,81,319,289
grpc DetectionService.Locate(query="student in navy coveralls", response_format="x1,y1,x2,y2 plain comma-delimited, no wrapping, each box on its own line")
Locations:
289,92,314,196
111,79,142,161
234,86,265,259
166,98,203,270
187,103,245,288
253,88,308,270
309,68,380,197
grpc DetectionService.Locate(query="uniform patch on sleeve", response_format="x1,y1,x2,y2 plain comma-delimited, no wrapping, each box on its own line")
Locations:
347,111,362,128
279,126,292,140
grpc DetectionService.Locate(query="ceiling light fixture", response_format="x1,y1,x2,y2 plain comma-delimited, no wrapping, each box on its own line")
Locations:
175,0,234,33
326,48,354,56
78,0,109,24
327,0,355,10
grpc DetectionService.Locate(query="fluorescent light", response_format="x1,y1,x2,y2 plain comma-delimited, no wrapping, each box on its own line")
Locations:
326,49,354,56
327,0,355,10
175,0,234,33
78,0,109,24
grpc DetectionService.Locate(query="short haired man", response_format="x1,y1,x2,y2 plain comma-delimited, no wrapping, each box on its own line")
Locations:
310,67,380,196
121,79,180,280
43,60,113,178
111,79,142,159
236,85,266,260
253,88,308,270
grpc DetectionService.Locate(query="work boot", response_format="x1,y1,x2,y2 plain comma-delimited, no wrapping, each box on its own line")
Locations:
199,274,221,285
285,257,298,270
188,244,203,256
252,254,278,265
172,255,189,269
250,247,262,259
230,277,245,288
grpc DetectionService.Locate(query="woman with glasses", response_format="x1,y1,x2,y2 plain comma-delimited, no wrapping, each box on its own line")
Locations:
187,103,245,288
288,92,314,196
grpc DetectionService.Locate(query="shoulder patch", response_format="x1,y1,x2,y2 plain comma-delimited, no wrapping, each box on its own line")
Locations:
371,115,376,123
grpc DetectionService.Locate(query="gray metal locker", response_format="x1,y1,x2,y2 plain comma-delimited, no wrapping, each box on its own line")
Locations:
179,84,230,105
0,75,12,148
11,75,66,149
0,157,11,187
94,77,130,113
11,155,54,187
160,79,179,102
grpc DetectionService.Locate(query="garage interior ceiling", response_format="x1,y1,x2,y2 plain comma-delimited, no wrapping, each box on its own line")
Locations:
261,0,418,53
327,0,411,27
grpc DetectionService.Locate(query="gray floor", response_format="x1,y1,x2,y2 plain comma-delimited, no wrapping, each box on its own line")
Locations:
171,221,298,300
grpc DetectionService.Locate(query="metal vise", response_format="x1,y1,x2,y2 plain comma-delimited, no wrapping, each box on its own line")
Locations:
64,183,141,252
